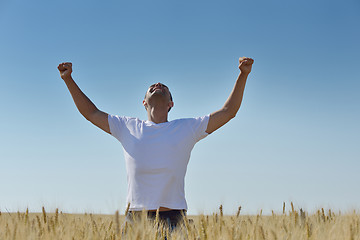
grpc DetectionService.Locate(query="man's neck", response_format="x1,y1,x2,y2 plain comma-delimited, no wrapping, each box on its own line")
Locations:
147,107,168,124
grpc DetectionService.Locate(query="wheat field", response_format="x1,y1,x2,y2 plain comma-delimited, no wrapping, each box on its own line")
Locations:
1,204,359,240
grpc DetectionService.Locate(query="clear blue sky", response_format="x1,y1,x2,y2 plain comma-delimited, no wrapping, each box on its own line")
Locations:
1,0,359,215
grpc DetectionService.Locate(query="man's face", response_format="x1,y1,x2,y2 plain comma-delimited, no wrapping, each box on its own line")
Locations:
144,82,173,112
145,83,172,101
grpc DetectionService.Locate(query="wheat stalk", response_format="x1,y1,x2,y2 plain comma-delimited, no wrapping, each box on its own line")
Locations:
42,206,47,224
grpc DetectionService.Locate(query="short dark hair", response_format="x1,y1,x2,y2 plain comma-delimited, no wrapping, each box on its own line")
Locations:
145,83,173,112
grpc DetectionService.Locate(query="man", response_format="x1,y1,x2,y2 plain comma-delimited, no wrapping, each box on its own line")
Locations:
57,57,254,227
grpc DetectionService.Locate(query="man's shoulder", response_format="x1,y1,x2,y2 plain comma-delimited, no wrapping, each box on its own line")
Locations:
109,115,145,125
170,117,195,123
170,115,210,125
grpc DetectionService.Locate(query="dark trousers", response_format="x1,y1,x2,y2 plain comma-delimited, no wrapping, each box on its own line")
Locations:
125,209,186,230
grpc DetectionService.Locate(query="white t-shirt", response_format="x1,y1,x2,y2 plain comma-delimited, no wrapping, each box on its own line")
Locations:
108,114,210,211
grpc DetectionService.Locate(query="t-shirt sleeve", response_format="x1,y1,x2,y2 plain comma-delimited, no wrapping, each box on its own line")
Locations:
191,114,210,142
108,114,127,142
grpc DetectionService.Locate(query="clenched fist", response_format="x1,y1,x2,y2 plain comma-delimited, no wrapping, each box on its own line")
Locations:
58,62,73,80
239,57,254,74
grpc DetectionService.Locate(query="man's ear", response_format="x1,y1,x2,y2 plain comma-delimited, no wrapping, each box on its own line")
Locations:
168,101,174,109
143,99,148,110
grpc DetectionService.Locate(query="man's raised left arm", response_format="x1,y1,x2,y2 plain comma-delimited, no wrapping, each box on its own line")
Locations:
206,57,254,134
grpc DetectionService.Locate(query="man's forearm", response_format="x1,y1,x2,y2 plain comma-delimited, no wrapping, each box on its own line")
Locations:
63,76,98,120
222,71,249,118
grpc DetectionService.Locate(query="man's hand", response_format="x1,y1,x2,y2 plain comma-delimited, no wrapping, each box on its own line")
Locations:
58,62,73,80
239,57,254,74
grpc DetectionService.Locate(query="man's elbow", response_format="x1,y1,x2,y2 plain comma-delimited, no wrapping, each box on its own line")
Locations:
82,109,98,122
226,112,236,122
84,115,92,122
224,107,237,120
227,111,237,121
80,111,91,121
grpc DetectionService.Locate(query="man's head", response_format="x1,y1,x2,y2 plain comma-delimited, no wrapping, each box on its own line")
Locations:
143,82,174,112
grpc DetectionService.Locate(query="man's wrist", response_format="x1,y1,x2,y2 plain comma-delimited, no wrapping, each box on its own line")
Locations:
62,75,73,81
239,70,250,76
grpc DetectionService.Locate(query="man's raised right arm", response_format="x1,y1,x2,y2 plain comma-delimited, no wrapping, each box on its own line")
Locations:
57,62,110,134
